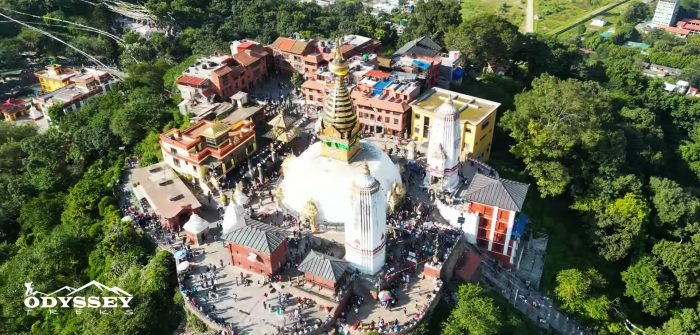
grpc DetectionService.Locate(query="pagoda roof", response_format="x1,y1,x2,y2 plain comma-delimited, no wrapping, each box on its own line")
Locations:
462,173,529,212
223,218,287,254
267,112,296,129
298,250,352,283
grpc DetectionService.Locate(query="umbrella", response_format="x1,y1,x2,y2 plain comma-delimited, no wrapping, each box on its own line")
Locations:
121,216,132,222
378,290,392,302
174,250,187,260
177,261,190,272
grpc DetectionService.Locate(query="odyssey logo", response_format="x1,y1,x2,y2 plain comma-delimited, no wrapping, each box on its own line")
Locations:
24,281,133,311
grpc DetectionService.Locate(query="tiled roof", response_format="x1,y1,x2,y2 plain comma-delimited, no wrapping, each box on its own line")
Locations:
365,70,390,79
177,75,208,87
234,48,267,67
298,250,352,283
223,218,287,254
350,90,410,113
463,173,529,212
271,37,313,55
301,79,328,91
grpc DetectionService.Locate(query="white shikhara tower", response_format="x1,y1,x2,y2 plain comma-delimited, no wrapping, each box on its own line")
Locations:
424,98,461,190
346,162,387,275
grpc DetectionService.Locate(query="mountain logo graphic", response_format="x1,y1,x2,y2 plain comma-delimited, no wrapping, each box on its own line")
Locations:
23,281,133,310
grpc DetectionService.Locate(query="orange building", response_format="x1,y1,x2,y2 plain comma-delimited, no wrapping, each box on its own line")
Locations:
459,173,529,266
159,113,256,192
351,70,420,136
224,219,288,276
269,35,380,78
177,43,269,105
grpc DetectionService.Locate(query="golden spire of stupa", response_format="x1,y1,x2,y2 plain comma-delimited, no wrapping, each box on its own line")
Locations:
318,37,361,163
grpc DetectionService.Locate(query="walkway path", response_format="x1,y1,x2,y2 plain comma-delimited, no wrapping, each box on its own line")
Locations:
525,0,535,33
475,245,590,335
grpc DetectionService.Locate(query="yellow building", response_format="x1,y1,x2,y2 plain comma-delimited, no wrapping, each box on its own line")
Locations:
410,87,500,161
35,64,78,94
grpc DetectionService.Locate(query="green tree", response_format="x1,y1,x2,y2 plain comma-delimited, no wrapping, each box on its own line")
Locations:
443,284,501,335
621,256,674,316
290,72,305,89
444,14,522,70
622,2,650,24
680,124,700,180
135,131,164,167
109,88,168,145
647,304,700,335
594,192,650,261
653,234,700,298
400,0,461,45
18,192,65,243
649,177,699,237
554,268,611,322
501,75,613,197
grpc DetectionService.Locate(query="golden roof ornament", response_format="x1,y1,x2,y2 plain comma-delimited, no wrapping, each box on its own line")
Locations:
329,38,349,77
318,37,360,163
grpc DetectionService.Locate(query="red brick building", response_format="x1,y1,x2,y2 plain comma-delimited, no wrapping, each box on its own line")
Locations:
269,35,380,78
297,250,352,290
461,173,529,266
224,219,288,275
177,42,269,104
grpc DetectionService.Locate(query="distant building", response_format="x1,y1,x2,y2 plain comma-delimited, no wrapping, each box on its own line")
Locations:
177,46,269,108
1,98,29,122
159,110,257,194
392,36,442,58
639,62,682,77
590,18,607,27
269,35,380,78
393,36,463,89
410,87,500,162
35,64,79,93
661,19,700,37
651,0,680,27
351,70,420,136
131,162,202,230
32,67,116,123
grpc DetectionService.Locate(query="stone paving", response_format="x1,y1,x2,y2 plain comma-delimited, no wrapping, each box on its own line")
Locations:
181,231,337,335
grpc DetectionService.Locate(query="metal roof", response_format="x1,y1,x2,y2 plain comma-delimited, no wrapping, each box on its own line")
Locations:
298,250,352,283
393,36,442,57
462,173,529,212
223,218,287,254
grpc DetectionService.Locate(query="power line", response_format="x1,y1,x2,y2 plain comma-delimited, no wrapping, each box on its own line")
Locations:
4,8,125,43
19,20,125,45
0,10,110,70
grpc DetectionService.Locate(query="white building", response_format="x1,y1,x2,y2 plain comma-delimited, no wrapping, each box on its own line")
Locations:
424,98,462,190
651,0,680,27
345,163,387,275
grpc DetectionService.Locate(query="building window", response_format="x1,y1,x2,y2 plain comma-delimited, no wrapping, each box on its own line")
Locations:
465,127,472,133
173,158,180,167
170,147,177,155
394,119,398,125
384,116,389,122
481,119,490,129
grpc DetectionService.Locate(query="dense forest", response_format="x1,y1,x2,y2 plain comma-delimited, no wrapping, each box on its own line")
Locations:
1,0,700,334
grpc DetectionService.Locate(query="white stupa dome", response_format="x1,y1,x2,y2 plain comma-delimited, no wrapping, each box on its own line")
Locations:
436,99,458,116
222,200,246,234
280,140,401,224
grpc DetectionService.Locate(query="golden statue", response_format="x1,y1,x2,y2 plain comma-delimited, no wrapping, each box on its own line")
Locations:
394,182,406,201
281,153,295,176
275,186,285,203
301,199,319,233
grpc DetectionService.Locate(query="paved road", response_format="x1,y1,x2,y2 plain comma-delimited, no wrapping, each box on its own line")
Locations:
525,0,535,33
